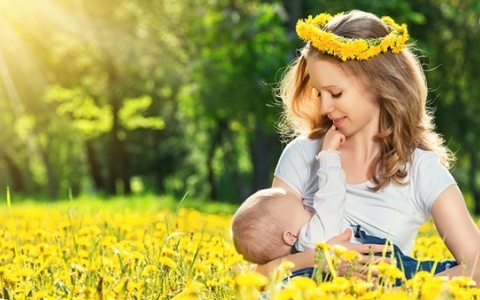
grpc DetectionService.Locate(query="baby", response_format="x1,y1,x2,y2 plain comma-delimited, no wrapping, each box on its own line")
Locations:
230,126,348,264
230,126,456,280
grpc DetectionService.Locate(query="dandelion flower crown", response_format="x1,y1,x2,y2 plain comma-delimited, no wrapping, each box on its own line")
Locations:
296,12,409,61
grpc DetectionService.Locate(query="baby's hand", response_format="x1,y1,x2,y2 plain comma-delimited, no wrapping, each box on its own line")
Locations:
322,125,345,151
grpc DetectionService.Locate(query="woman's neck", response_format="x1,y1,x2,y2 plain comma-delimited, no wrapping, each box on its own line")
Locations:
341,133,380,161
339,134,381,184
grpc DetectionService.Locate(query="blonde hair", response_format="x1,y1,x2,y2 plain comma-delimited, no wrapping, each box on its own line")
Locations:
277,10,454,190
230,188,292,264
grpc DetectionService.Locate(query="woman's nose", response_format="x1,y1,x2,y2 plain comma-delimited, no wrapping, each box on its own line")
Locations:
319,98,334,115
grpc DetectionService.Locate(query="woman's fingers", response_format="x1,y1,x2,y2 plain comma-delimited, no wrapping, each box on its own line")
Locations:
340,242,392,254
327,228,353,244
337,261,378,280
330,254,394,278
361,255,393,266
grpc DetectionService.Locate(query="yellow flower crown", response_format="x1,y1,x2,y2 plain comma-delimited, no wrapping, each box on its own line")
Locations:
296,13,409,61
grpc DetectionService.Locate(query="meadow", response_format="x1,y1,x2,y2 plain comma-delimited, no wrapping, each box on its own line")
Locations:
0,192,479,299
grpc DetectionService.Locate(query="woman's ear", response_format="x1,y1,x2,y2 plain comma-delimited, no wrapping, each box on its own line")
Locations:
282,231,297,246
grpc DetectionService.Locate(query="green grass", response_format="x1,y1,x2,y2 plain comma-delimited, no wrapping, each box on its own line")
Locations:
1,192,239,215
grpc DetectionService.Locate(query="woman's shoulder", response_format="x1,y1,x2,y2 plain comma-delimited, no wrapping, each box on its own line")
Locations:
410,148,453,181
411,148,443,166
284,134,322,148
283,135,322,157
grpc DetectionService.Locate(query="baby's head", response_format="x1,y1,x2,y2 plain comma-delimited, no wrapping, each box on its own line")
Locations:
230,187,311,264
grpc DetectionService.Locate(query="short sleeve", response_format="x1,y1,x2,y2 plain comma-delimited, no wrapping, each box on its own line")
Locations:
412,150,457,214
274,136,322,208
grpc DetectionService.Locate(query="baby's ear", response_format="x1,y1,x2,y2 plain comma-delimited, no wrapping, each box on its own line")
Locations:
282,231,297,246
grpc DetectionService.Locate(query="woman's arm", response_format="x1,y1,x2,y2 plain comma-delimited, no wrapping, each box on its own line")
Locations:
431,184,480,282
254,223,390,278
254,249,316,276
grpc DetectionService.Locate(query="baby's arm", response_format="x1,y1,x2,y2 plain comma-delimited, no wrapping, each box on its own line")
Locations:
296,126,347,249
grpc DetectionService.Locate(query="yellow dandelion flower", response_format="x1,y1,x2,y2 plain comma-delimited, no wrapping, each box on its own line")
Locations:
352,281,374,295
16,268,34,279
320,276,350,294
449,276,476,288
371,262,392,273
340,250,362,262
312,13,334,26
412,270,434,281
170,296,198,300
420,278,444,298
332,244,348,256
194,262,210,274
235,271,269,288
34,290,51,298
377,289,410,299
384,266,404,280
290,276,317,290
159,256,177,269
319,281,347,295
278,260,295,271
3,274,19,283
315,242,331,251
296,12,409,61
274,288,302,300
127,280,139,292
141,264,158,277
206,278,219,289
162,248,180,258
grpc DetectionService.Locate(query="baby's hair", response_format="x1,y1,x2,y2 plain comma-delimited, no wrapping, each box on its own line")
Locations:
230,188,291,264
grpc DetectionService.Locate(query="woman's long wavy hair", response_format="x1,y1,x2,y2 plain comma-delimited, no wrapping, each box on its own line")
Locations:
276,10,454,190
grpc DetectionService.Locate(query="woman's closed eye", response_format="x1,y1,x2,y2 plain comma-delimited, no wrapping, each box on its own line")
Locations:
317,92,342,99
332,92,342,98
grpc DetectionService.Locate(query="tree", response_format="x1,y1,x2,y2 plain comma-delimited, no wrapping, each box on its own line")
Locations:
173,0,291,202
412,0,480,212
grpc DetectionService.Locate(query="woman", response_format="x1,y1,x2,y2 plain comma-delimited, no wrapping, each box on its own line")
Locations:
259,10,480,282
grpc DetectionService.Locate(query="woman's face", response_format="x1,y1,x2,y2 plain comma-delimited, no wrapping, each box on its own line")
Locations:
306,57,380,138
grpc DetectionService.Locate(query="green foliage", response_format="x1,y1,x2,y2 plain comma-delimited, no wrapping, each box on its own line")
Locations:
45,85,112,137
119,96,165,131
0,0,480,211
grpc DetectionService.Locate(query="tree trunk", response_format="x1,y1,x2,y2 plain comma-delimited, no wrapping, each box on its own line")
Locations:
40,149,57,199
86,140,105,192
0,150,26,193
249,120,281,196
223,126,246,202
106,96,121,196
206,122,224,200
282,0,303,32
105,62,131,196
121,144,132,195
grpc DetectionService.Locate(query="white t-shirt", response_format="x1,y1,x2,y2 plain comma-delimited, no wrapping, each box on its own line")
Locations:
275,135,457,255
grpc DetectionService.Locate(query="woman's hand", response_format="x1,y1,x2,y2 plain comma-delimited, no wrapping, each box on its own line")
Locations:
325,229,392,280
255,229,392,280
327,228,391,254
